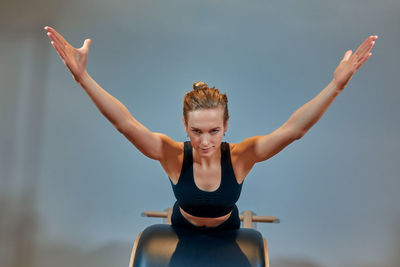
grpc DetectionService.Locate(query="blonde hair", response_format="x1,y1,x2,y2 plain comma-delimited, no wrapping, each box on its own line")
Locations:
183,81,229,125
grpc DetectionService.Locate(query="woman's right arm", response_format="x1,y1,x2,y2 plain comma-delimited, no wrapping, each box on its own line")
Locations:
44,26,179,160
78,71,173,160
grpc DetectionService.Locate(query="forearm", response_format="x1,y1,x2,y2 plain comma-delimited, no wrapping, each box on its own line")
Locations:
77,71,133,129
286,79,341,137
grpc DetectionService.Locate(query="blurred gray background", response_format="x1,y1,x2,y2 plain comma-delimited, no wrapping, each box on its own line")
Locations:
1,0,399,266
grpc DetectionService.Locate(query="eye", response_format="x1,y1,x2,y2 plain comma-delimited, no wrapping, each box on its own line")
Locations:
210,129,219,134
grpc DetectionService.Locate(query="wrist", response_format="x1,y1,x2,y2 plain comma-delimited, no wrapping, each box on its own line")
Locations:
75,70,90,85
331,78,345,93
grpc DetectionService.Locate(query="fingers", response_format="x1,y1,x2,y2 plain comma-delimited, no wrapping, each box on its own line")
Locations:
353,35,377,70
357,40,376,66
44,26,68,55
358,39,374,58
354,35,378,58
82,39,92,51
342,35,377,64
343,50,352,61
47,32,65,52
51,39,66,60
356,50,371,64
356,53,372,70
47,31,62,45
47,33,68,62
44,26,68,47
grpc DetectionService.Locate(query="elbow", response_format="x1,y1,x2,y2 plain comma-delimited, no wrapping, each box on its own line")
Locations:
282,122,305,141
295,131,306,140
290,128,306,140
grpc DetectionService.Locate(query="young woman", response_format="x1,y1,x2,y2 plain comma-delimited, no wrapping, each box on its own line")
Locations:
44,26,377,232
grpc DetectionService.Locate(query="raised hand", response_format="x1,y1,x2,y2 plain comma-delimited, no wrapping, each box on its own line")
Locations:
44,26,92,82
333,35,378,90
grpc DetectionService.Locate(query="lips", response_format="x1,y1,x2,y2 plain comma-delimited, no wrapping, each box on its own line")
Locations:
200,147,211,153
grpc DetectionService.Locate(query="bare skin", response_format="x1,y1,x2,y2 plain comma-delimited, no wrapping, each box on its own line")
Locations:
44,26,378,227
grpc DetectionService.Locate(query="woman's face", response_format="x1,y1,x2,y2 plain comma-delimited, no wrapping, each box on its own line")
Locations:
184,107,228,157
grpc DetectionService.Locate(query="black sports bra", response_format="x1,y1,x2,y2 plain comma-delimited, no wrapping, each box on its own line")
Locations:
169,141,243,218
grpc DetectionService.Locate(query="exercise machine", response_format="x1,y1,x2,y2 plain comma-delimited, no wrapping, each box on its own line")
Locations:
129,208,279,267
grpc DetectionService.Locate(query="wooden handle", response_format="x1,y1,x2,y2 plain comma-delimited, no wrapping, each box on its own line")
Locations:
239,215,279,223
142,211,168,218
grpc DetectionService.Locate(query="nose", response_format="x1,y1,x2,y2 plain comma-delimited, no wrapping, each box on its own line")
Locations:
200,134,210,147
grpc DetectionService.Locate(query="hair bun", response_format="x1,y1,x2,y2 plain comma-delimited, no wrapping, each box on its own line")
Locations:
193,81,209,91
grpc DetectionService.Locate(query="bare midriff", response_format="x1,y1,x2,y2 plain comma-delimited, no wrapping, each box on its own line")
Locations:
179,206,232,227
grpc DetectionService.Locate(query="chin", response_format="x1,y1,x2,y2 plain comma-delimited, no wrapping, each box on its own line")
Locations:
198,145,217,155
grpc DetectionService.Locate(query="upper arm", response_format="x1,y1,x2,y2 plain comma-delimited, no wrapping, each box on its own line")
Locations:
117,119,181,161
233,125,301,166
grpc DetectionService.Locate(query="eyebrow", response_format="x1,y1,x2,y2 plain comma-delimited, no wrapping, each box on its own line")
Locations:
190,127,221,130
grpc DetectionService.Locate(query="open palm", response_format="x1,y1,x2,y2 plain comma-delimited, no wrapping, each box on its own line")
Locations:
44,26,91,82
333,35,378,90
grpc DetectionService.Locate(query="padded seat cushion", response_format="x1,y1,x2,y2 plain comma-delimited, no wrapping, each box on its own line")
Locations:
133,224,266,267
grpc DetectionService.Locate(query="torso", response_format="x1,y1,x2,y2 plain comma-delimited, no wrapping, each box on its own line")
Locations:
160,142,251,227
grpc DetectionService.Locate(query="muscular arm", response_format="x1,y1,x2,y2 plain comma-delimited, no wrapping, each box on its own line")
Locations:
234,35,378,168
286,79,340,139
77,71,168,160
77,71,133,130
240,79,340,164
232,80,347,173
289,35,378,138
45,26,178,161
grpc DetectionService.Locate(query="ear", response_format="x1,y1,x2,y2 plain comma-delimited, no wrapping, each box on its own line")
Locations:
224,118,229,133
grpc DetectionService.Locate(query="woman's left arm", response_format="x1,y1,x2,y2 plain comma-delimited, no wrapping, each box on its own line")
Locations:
288,35,378,138
235,35,378,165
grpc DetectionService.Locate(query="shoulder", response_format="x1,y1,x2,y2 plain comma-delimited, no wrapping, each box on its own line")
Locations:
153,133,184,161
227,142,237,153
225,141,255,184
226,138,255,157
226,142,242,161
158,140,185,184
227,137,263,168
